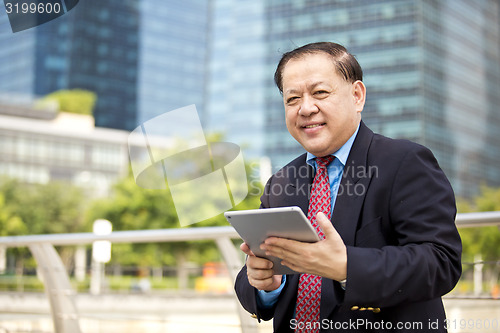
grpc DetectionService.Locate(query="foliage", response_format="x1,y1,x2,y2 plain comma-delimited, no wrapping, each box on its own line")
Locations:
0,136,263,271
0,179,88,235
85,158,262,267
0,178,89,269
0,179,84,234
457,186,500,261
39,89,97,116
0,193,26,236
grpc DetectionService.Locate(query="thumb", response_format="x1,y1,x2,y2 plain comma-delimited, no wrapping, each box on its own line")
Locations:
240,242,255,256
316,212,341,241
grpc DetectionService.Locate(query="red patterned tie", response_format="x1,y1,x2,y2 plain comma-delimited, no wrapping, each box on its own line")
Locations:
295,155,334,333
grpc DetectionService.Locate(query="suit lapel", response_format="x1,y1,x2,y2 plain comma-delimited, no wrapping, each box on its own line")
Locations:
321,121,375,321
332,121,374,245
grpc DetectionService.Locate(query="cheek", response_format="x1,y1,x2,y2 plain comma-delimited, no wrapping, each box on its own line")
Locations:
285,109,296,124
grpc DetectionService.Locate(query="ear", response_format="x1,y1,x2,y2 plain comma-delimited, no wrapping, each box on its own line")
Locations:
352,80,366,113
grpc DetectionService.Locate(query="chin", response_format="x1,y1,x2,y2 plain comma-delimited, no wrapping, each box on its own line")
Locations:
301,141,328,155
304,147,328,157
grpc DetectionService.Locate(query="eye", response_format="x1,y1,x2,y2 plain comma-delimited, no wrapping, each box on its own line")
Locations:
314,90,329,96
286,96,299,104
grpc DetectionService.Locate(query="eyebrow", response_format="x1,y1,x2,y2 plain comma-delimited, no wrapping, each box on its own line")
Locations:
284,81,330,95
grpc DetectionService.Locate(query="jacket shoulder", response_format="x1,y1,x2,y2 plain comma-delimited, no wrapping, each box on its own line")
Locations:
370,132,436,161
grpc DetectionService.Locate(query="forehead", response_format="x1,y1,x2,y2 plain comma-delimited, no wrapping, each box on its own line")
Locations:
282,53,342,88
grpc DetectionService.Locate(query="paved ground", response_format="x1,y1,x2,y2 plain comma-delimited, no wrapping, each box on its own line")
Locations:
0,293,498,333
444,298,500,333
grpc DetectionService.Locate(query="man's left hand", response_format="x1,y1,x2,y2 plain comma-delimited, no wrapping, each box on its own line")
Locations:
260,212,347,281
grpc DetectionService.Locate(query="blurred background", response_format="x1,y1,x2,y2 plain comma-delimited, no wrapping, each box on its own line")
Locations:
0,0,499,332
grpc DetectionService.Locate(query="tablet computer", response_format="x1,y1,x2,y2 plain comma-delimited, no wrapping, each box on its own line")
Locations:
224,206,320,275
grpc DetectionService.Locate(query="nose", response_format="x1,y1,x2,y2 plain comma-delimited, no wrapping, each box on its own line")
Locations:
298,95,319,117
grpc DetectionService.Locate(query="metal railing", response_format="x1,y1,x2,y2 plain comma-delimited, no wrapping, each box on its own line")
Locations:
0,211,499,333
0,226,253,333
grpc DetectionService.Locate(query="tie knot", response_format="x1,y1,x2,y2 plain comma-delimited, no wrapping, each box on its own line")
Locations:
316,155,334,168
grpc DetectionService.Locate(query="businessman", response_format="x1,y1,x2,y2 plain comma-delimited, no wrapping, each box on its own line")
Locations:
234,42,462,332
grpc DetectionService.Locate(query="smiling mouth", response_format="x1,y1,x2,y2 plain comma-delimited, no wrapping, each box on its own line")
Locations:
302,123,326,129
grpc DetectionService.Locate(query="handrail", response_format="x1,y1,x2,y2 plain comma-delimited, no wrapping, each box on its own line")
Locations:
0,225,255,333
0,226,239,247
0,211,498,248
0,211,499,333
455,211,500,228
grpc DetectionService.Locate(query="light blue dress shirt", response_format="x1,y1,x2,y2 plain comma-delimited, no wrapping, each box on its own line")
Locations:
256,125,360,309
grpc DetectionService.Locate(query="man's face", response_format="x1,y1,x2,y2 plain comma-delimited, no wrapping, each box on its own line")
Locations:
282,52,366,157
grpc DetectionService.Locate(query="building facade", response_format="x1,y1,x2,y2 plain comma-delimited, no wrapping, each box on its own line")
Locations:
0,102,130,197
204,0,267,158
215,0,500,199
0,0,140,131
1,0,499,198
137,0,209,128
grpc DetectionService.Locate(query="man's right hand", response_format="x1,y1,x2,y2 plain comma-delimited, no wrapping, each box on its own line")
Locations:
240,242,282,291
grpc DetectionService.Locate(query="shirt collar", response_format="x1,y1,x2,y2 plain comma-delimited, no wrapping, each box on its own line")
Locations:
306,123,360,167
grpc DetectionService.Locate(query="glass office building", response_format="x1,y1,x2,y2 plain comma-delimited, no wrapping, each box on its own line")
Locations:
205,0,268,159
137,0,209,127
1,0,499,198
221,0,500,199
0,0,139,131
0,5,36,96
1,0,209,132
63,0,140,131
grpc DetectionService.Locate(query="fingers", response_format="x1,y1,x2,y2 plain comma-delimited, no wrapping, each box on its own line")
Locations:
240,242,255,256
240,242,275,275
246,256,282,291
239,242,282,291
248,273,282,291
259,214,346,279
246,253,273,269
245,252,280,290
263,237,303,256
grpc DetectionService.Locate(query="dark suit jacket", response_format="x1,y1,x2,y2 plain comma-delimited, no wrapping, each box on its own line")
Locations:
235,121,462,332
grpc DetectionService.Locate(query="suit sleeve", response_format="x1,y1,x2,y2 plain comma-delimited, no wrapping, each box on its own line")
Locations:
234,177,278,321
344,145,462,307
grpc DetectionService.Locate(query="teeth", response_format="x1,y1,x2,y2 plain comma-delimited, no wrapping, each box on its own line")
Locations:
304,124,322,128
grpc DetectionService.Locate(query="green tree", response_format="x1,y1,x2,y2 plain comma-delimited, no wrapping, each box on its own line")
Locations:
39,89,97,115
0,179,89,269
0,193,26,236
85,160,262,269
85,173,179,267
0,179,87,235
457,186,500,261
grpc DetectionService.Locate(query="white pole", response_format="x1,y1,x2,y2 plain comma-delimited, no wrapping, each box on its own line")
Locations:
90,259,102,295
473,254,483,296
74,246,86,282
0,246,6,274
90,220,112,295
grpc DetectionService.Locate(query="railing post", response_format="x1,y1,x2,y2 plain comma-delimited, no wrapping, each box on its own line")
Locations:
29,243,82,333
473,254,483,296
74,245,86,282
215,237,259,333
0,245,6,274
